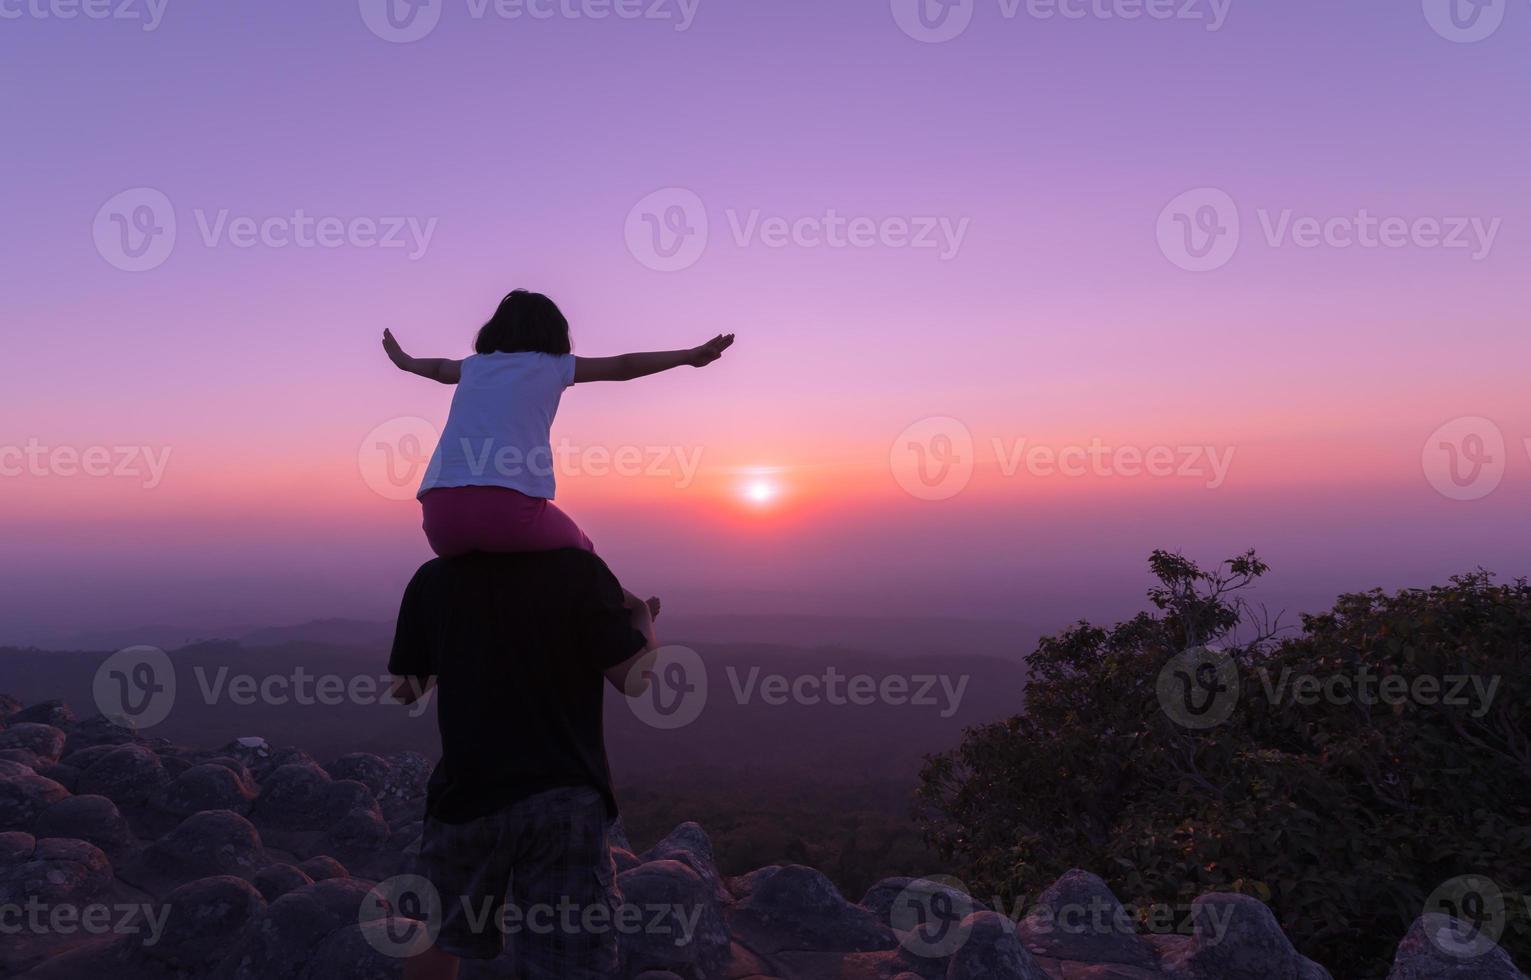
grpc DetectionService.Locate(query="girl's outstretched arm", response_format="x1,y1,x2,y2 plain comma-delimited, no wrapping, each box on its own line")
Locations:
382,329,462,385
574,333,735,384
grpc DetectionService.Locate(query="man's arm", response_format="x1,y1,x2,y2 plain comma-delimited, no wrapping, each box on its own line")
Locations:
574,333,734,384
383,329,463,384
605,593,659,695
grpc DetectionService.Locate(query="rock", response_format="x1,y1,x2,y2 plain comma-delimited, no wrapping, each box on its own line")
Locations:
60,714,140,755
0,836,113,906
36,763,79,792
1159,892,1333,980
0,830,35,865
122,809,270,895
33,795,136,856
643,821,731,904
946,911,1050,980
251,761,334,830
320,779,382,823
0,722,67,763
9,700,77,730
1386,913,1530,980
154,762,258,820
0,758,70,831
321,806,391,862
0,748,43,769
1018,869,1155,967
613,846,642,873
380,750,431,803
299,854,349,880
324,752,392,796
76,744,170,809
224,877,376,980
863,875,989,930
619,859,731,980
730,864,896,954
143,875,266,971
58,743,118,772
308,921,419,980
0,693,22,723
254,863,315,901
202,755,256,783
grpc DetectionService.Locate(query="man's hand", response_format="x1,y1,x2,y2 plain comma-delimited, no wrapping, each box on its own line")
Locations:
687,333,735,368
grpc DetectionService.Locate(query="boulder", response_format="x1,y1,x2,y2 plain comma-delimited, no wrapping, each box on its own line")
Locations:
1159,892,1333,980
36,763,80,792
619,859,731,980
154,762,258,819
0,836,113,906
9,700,77,730
253,863,315,901
643,821,730,904
0,758,70,831
142,875,266,972
251,761,334,830
224,877,377,980
0,722,67,763
122,809,270,896
946,911,1051,980
60,714,140,755
1018,869,1156,967
1386,913,1530,980
380,751,432,805
0,693,22,723
0,830,35,865
324,752,392,797
729,864,896,954
76,744,170,809
298,854,349,881
33,794,137,856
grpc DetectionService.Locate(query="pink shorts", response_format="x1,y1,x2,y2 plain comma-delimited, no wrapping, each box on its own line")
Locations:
420,486,595,559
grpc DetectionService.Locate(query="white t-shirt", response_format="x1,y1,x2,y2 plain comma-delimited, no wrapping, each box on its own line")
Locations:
417,352,576,500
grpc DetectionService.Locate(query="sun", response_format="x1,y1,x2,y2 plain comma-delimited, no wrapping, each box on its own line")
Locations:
743,479,778,506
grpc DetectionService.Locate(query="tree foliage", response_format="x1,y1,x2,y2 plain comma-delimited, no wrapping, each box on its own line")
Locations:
916,551,1531,978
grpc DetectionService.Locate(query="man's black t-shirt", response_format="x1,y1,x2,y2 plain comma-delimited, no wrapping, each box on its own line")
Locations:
388,549,647,824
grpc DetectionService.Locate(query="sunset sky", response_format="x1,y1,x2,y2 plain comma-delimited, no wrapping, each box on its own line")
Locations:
2,0,1529,645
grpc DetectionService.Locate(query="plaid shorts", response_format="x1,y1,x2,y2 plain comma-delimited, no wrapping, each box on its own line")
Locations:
414,785,621,977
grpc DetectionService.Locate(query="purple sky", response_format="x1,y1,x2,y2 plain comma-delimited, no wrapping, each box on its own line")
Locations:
2,0,1529,645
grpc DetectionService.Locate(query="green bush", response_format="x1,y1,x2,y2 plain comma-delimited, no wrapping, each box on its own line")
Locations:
915,551,1531,978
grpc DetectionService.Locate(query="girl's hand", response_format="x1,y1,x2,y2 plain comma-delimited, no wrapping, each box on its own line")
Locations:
688,333,735,368
382,329,409,368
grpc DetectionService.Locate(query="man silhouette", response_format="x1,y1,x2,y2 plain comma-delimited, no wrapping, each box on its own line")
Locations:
387,549,658,979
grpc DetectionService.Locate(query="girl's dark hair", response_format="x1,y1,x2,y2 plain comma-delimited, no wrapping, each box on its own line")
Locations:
474,290,571,355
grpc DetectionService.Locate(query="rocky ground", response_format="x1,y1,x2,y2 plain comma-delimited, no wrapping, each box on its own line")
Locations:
0,695,1523,980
